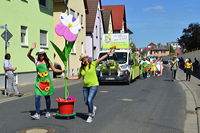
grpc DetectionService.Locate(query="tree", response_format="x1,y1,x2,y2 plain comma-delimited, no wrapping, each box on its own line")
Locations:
130,41,137,53
178,23,200,51
169,46,175,54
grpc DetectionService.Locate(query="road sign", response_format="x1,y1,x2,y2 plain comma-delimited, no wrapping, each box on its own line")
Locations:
1,30,13,41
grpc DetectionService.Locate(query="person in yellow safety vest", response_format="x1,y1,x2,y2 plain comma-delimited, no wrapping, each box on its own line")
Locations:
184,58,193,81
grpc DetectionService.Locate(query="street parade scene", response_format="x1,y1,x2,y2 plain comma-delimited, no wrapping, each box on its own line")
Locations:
0,0,200,133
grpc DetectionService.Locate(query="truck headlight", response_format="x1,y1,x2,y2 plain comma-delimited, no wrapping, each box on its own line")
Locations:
96,66,100,71
121,64,129,69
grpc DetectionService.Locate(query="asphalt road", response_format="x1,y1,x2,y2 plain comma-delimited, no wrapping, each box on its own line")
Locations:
0,68,186,133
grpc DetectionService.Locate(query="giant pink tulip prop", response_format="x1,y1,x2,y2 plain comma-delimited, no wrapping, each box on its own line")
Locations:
50,13,81,99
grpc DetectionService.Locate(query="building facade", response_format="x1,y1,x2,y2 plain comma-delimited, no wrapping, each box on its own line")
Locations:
167,42,182,55
151,45,170,57
54,0,86,76
86,0,104,60
0,0,54,87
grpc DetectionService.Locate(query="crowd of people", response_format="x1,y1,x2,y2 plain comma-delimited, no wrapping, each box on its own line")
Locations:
139,57,164,79
139,56,199,82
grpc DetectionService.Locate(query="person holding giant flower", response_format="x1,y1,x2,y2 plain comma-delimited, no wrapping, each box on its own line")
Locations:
50,13,114,122
65,50,114,123
27,42,66,120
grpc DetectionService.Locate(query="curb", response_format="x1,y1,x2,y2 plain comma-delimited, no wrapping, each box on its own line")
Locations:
177,72,200,133
181,81,200,133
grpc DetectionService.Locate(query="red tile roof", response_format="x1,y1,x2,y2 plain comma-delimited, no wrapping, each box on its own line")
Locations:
148,43,156,46
102,5,126,31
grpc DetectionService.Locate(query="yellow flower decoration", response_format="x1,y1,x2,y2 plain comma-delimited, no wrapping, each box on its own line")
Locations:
45,87,50,91
44,71,48,76
38,72,48,77
38,72,44,77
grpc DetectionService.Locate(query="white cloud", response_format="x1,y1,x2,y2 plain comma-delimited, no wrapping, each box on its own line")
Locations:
144,6,164,12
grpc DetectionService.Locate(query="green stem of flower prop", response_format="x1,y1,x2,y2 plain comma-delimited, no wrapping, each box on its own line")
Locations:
50,41,75,99
64,61,68,99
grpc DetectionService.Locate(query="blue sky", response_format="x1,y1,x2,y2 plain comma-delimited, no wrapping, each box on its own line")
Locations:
102,0,200,48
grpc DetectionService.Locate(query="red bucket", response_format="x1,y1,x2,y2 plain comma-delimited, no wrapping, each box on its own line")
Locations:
56,98,76,115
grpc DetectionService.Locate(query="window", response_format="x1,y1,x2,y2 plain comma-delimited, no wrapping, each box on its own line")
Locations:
70,9,75,17
161,50,166,54
66,8,69,15
99,52,127,64
96,25,98,38
21,0,28,3
71,44,76,54
81,15,83,27
81,42,84,54
40,30,48,47
21,26,28,46
154,51,158,54
39,0,46,7
77,12,80,19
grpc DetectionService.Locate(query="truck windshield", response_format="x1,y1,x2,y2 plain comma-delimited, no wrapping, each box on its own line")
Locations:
99,52,127,64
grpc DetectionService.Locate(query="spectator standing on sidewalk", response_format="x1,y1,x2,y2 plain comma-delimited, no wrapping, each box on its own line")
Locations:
179,57,184,69
65,50,115,123
185,58,193,81
27,42,66,120
170,56,179,81
3,53,23,97
193,57,199,73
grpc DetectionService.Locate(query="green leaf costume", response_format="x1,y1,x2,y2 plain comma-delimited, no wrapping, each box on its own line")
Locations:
34,64,54,96
142,62,149,73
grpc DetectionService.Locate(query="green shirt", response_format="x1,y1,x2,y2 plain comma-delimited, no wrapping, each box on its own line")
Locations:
79,61,99,87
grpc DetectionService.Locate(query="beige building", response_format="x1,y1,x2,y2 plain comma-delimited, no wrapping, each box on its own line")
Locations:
54,0,87,76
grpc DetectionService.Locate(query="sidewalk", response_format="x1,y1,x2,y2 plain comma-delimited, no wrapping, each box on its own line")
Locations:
177,69,200,133
0,78,81,103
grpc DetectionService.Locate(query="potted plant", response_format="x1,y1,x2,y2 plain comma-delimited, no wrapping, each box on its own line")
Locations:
50,13,81,117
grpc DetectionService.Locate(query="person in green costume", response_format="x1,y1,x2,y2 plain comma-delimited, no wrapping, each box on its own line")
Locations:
27,42,66,120
65,50,114,123
140,58,150,79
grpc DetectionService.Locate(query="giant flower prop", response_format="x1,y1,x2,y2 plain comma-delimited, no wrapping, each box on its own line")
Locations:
55,13,81,42
50,13,81,99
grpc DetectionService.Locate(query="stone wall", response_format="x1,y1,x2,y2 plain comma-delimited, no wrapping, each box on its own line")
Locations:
179,50,200,62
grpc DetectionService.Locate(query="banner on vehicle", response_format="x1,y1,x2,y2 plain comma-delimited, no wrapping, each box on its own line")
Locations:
102,33,129,49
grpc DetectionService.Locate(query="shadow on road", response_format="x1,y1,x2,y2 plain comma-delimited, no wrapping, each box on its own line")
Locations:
163,79,172,82
21,108,58,115
163,79,186,82
76,112,88,120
